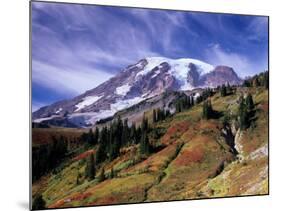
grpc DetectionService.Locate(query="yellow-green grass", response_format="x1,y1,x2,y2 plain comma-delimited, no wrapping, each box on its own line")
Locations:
201,157,268,197
199,89,269,197
120,143,182,176
237,89,268,157
48,173,157,208
41,159,90,206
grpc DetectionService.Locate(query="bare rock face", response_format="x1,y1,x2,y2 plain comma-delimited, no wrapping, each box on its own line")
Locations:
186,63,200,87
141,62,177,95
200,66,242,87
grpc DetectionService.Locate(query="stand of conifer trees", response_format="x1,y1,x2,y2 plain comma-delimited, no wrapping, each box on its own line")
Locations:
243,71,269,89
32,135,68,181
152,108,171,123
91,116,148,164
238,94,255,130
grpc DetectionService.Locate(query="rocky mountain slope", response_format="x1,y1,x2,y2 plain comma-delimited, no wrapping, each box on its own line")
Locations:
33,57,241,127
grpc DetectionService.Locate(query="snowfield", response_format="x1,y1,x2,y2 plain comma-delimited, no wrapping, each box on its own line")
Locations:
75,95,103,112
33,116,58,123
111,96,144,112
136,57,214,90
115,84,131,96
59,57,214,125
55,107,62,114
69,96,145,125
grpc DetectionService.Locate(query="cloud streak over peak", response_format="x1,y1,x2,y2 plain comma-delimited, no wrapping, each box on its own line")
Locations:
32,2,268,110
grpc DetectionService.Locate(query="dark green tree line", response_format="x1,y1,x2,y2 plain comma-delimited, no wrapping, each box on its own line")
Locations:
85,153,96,180
32,135,68,181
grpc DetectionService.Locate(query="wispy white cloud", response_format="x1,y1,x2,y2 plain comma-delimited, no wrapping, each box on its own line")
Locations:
246,16,268,43
32,1,194,104
205,43,267,78
32,60,113,95
127,9,197,55
32,2,268,110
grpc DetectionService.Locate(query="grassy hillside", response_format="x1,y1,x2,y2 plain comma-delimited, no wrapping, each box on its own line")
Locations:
32,87,268,208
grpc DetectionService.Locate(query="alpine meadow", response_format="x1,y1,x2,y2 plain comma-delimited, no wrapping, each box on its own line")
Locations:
31,2,269,210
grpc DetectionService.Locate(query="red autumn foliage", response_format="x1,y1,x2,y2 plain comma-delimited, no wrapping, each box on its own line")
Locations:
70,192,92,201
173,147,204,167
48,199,65,208
72,149,95,162
260,102,268,112
88,196,118,206
161,121,189,145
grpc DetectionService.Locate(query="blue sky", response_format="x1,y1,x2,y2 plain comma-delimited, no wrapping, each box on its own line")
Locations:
32,1,268,111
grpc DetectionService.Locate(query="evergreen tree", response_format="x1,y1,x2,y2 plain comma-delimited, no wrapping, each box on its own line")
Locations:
85,153,96,180
202,101,207,119
95,127,100,144
140,132,150,155
130,122,137,144
165,109,171,118
157,108,166,121
116,116,123,149
109,168,115,179
32,135,68,181
221,84,227,97
238,97,249,130
96,127,108,164
186,95,191,108
80,132,89,144
190,95,194,106
88,128,95,145
175,100,182,113
196,95,203,104
136,126,142,144
253,77,260,87
156,108,160,121
207,100,213,116
245,94,255,111
202,100,213,120
32,194,46,210
121,119,129,147
243,80,251,87
226,82,232,93
141,115,149,132
109,136,119,161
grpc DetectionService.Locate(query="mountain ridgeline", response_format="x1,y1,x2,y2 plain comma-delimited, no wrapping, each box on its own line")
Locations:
33,57,243,128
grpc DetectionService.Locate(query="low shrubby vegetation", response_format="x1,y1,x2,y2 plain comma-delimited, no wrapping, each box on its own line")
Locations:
32,71,268,209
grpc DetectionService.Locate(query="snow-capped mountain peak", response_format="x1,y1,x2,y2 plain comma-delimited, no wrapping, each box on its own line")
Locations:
135,57,214,90
136,56,214,77
33,56,241,127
